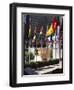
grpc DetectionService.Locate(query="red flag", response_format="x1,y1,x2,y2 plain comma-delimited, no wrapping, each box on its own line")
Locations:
52,17,57,32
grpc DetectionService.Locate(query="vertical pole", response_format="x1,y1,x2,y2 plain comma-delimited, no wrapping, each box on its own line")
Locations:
46,25,48,61
57,16,61,64
55,30,56,60
58,25,60,64
36,27,37,62
28,17,31,64
40,26,43,61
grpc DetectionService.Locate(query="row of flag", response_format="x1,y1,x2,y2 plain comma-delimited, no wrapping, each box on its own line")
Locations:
24,15,63,48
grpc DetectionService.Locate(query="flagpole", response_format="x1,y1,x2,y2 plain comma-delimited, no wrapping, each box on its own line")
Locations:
40,26,43,61
46,25,49,61
59,16,63,68
34,27,37,62
58,25,61,64
35,26,37,62
55,29,56,60
59,16,63,64
28,17,31,64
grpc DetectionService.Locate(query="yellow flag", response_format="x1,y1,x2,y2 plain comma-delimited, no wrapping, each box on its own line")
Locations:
46,24,54,37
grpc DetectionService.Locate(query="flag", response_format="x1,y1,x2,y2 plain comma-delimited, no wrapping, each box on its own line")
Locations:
39,26,44,47
33,35,36,40
56,25,60,37
40,26,43,35
24,15,29,39
52,17,57,32
46,17,57,37
24,15,30,48
32,26,37,43
28,24,31,38
46,24,54,37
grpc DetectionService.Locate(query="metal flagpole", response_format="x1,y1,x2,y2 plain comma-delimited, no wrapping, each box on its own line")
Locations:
46,25,49,61
28,17,31,64
40,26,43,61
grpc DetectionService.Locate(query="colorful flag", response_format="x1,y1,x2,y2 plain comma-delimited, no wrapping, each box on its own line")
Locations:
52,17,57,32
46,17,57,37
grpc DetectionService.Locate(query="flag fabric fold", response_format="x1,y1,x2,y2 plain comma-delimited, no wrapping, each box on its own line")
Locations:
46,17,57,37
